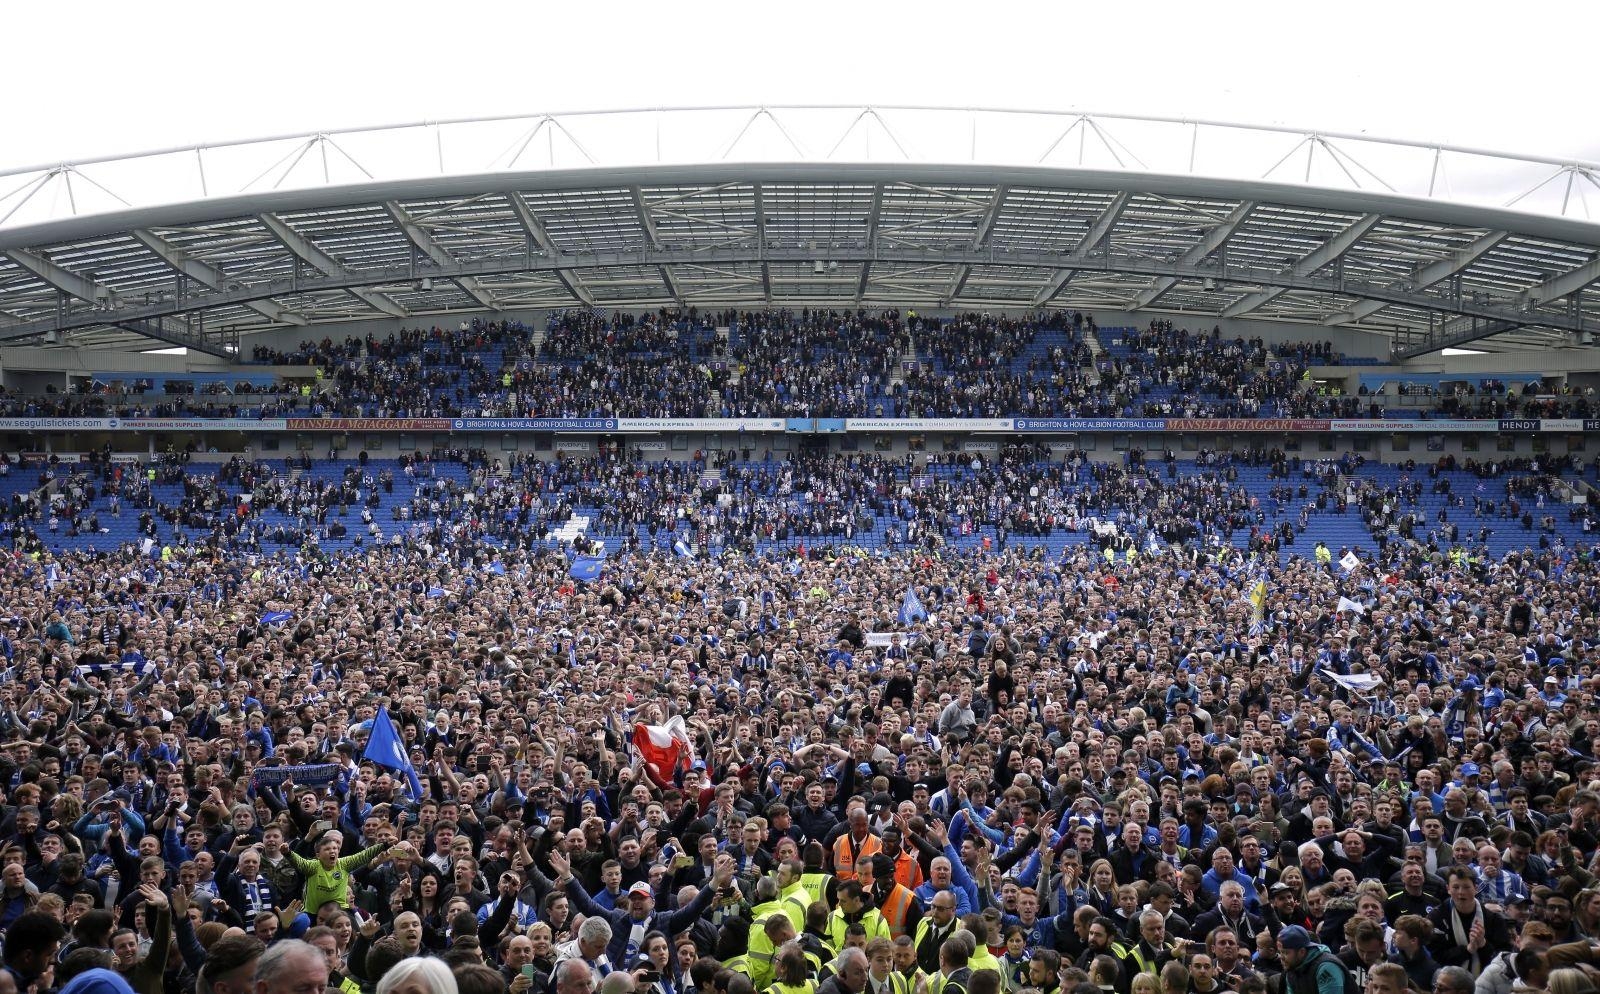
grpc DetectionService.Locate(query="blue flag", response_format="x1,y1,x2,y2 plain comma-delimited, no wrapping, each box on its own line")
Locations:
426,586,446,599
486,561,506,576
673,539,695,559
898,587,928,625
260,610,294,625
363,706,423,798
569,556,605,583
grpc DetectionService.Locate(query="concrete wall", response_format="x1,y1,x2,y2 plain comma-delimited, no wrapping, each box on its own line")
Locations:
0,346,316,392
0,347,309,375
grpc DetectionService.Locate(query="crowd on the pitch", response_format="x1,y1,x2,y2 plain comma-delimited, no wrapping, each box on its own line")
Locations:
3,310,1600,994
0,436,1598,994
7,438,1597,563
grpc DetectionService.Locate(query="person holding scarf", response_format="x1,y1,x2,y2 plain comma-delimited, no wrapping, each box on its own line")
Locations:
1426,866,1511,975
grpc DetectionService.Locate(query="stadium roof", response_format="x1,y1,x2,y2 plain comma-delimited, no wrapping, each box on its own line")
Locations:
1,106,1598,360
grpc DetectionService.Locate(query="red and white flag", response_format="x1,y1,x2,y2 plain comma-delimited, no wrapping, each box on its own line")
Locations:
633,715,694,787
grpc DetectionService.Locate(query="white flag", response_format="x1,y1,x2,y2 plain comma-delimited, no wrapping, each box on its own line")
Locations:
1321,669,1383,693
1336,596,1367,615
864,632,913,648
1339,550,1360,572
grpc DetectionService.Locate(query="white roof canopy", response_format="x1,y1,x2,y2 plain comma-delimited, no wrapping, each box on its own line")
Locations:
0,108,1597,359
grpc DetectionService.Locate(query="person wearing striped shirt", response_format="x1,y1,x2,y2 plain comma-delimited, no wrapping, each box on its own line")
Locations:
1473,845,1528,908
219,847,278,921
1483,762,1519,815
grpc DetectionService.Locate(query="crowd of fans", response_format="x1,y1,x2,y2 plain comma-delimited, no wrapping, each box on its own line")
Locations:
6,312,1586,422
0,312,1591,422
1,421,1600,994
2,315,1600,994
6,440,1597,562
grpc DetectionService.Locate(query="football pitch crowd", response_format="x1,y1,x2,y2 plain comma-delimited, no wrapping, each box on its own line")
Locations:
0,478,1598,994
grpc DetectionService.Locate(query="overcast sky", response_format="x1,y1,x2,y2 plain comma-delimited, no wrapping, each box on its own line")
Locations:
5,0,1595,169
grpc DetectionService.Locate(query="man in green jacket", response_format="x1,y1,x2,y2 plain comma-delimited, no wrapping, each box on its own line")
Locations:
1277,926,1354,994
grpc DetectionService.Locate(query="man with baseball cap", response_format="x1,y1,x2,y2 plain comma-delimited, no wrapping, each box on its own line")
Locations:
1275,925,1352,994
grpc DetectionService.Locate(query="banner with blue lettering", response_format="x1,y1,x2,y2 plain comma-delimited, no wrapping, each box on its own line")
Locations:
450,418,617,432
251,763,344,790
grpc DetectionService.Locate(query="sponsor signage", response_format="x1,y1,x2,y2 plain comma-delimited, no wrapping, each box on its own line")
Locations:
0,417,289,432
615,418,785,432
286,418,452,431
450,418,615,432
119,418,286,432
962,440,999,452
1165,419,1331,432
1014,418,1166,432
1329,419,1493,433
0,417,113,430
846,418,1016,432
0,415,1593,434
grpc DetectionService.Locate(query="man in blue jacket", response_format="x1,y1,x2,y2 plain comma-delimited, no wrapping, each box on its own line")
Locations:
549,849,736,968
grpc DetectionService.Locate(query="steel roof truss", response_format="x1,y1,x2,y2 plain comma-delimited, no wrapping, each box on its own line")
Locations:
1222,212,1382,318
130,229,305,327
1131,201,1256,309
384,201,498,310
257,213,408,318
505,193,593,307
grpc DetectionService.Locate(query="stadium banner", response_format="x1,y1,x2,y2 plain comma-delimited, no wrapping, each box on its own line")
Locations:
846,418,1017,432
1498,418,1542,432
0,416,1593,434
615,418,786,432
117,418,287,432
16,452,133,463
1165,419,1331,432
286,418,452,431
632,439,669,451
1013,418,1165,432
0,417,115,431
1328,419,1494,433
451,417,616,432
962,440,999,453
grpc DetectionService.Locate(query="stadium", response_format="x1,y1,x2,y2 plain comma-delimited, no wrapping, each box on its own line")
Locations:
1,99,1598,994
